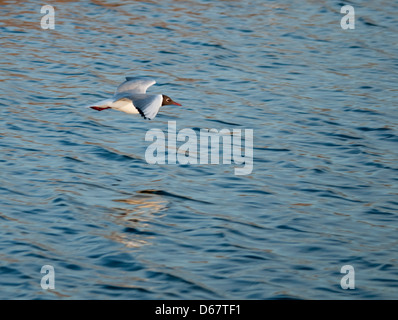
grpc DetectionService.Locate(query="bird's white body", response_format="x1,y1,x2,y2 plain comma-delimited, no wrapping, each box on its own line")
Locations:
113,101,139,115
110,97,140,115
87,77,164,120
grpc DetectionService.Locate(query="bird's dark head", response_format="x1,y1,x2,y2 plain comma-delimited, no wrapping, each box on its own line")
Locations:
162,95,182,106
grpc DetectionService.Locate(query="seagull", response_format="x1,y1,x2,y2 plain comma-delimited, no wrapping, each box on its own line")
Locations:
87,76,181,120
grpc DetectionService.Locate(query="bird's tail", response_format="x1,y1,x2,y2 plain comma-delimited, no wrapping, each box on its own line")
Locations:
85,98,114,111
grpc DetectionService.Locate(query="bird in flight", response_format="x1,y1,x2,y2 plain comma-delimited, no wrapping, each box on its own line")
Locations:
87,76,181,120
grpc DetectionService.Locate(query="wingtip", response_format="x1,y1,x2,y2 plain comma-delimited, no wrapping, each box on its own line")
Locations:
136,106,150,120
125,76,156,84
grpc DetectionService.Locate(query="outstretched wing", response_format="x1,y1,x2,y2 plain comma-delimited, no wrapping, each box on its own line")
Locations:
131,94,163,120
115,77,156,95
112,94,163,120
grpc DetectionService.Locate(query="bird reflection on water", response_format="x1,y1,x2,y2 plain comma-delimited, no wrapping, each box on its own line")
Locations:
107,192,168,248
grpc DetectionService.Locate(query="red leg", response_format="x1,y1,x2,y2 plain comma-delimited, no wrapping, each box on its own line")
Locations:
90,106,111,111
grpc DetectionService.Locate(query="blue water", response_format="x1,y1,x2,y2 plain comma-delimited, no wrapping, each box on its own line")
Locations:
1,0,398,299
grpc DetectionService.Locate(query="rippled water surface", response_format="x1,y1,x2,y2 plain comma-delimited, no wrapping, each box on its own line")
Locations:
1,0,398,299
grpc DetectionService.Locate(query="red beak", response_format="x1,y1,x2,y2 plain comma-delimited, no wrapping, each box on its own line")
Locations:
173,102,182,106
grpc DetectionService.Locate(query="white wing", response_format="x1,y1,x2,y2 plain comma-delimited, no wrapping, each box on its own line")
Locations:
131,94,163,120
115,77,156,95
112,94,163,120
